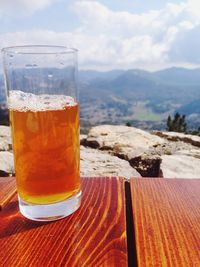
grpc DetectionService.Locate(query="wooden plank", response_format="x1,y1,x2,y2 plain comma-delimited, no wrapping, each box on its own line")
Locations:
130,178,200,267
0,176,16,210
0,177,127,267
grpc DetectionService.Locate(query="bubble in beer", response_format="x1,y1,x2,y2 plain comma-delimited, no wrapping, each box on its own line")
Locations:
8,90,76,112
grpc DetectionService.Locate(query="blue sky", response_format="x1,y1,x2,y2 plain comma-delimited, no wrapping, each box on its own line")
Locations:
0,0,200,70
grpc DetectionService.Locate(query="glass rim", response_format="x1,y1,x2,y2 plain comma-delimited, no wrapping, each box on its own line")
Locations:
1,45,78,55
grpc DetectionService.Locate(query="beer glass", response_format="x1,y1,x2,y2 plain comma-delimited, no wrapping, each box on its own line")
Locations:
2,45,81,221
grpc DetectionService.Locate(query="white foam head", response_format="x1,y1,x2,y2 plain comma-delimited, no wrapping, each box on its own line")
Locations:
8,90,77,112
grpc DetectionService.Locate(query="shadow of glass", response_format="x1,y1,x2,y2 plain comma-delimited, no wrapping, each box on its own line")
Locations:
0,200,53,239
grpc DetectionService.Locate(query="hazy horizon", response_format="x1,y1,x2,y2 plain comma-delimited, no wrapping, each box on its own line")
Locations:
1,65,200,76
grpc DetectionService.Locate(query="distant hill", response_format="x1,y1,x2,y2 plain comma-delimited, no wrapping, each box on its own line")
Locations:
79,67,200,103
178,99,200,115
79,69,124,82
0,67,200,129
78,67,200,129
154,67,200,86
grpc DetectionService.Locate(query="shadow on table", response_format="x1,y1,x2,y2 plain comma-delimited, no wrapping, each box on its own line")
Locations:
0,199,55,239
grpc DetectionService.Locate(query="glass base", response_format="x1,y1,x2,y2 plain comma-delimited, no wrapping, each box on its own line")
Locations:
18,191,81,221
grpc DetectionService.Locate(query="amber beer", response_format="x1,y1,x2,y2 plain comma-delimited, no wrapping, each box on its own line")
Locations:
2,45,80,221
9,93,80,205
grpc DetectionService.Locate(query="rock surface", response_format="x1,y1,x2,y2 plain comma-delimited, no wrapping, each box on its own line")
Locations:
0,126,11,137
0,126,12,151
84,126,162,176
175,149,200,159
0,151,14,176
161,155,200,179
129,155,162,177
84,125,165,176
153,131,200,147
84,126,200,178
0,125,200,178
81,146,140,178
85,125,165,159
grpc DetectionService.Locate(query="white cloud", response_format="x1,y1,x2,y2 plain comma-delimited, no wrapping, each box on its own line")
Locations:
73,1,162,37
187,0,200,21
0,0,58,17
0,0,200,70
71,0,200,69
169,25,200,63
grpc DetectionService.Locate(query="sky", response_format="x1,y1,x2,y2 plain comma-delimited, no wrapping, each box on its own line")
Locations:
0,0,200,71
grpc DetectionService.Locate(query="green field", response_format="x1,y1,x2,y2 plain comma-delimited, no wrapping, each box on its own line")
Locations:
134,110,161,121
131,102,161,121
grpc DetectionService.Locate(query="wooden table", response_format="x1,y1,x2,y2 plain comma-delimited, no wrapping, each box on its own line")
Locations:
0,177,199,267
130,178,200,267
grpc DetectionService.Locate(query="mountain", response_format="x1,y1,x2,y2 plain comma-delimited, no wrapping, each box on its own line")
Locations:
80,67,200,103
79,69,124,82
79,67,200,129
154,67,200,86
1,67,200,130
178,99,200,115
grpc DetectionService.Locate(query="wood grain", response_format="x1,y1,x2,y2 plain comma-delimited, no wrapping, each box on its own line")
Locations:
0,177,127,267
130,178,200,267
0,177,16,210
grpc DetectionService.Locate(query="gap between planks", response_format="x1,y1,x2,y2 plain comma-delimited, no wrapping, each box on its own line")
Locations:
125,181,138,267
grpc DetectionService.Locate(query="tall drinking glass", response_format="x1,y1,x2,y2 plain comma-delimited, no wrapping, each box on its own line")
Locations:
2,45,81,221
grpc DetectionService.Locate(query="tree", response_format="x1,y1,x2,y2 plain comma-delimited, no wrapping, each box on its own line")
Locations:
191,126,200,136
166,112,187,133
125,121,131,127
167,115,172,131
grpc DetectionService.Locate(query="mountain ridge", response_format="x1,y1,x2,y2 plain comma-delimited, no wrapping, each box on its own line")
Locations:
1,67,200,130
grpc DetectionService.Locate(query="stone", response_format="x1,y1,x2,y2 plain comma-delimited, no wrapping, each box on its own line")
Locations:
80,146,140,179
160,155,200,178
175,149,200,159
0,126,11,137
129,155,162,177
1,124,200,179
0,126,12,151
0,151,15,176
83,125,166,177
80,134,88,147
153,131,200,147
80,134,87,142
85,125,165,160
